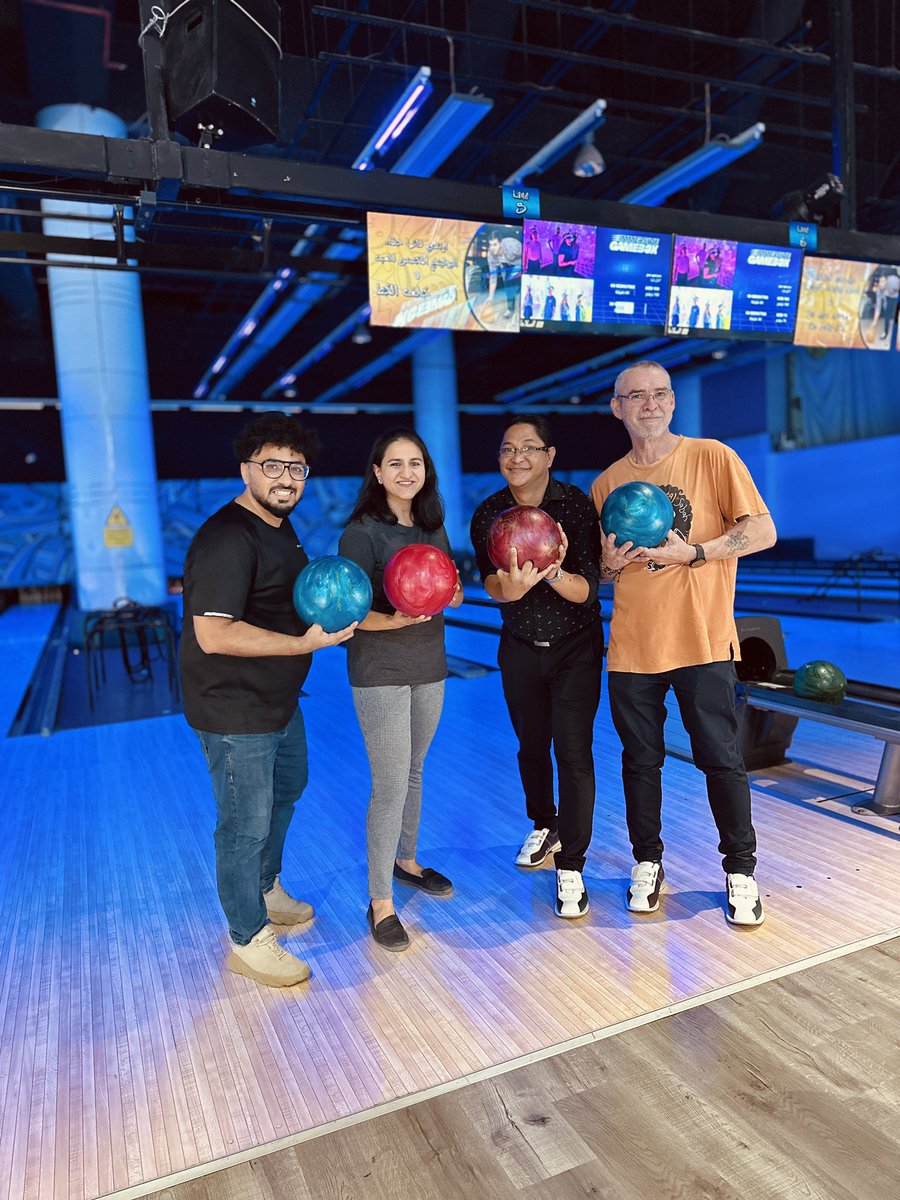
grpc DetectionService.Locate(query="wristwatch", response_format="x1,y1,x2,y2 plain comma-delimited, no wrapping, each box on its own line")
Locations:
689,543,706,568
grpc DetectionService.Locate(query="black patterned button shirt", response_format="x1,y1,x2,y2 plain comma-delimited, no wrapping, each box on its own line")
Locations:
470,478,602,644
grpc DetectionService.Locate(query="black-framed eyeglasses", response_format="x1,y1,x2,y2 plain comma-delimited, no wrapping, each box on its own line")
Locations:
615,388,673,405
245,458,310,481
498,444,551,459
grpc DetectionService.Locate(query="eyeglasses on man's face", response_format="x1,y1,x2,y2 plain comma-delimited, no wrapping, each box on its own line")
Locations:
498,444,551,459
245,458,310,481
615,387,673,405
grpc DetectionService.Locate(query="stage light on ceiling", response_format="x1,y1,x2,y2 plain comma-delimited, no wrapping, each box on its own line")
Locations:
352,67,433,171
773,172,844,225
505,99,607,185
351,322,372,345
572,136,605,179
622,123,765,206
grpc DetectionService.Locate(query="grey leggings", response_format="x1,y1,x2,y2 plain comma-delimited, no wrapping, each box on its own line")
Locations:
352,680,445,899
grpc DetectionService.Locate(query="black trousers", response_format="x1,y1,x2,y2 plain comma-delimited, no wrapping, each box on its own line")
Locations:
607,660,757,876
498,620,603,872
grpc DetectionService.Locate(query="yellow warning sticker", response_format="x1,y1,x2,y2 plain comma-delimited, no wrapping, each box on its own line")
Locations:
104,505,134,548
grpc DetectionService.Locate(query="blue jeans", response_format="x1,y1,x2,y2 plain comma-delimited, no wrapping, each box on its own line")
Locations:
195,707,308,945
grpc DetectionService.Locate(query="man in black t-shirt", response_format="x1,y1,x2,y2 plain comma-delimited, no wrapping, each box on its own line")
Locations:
470,415,603,922
180,413,356,988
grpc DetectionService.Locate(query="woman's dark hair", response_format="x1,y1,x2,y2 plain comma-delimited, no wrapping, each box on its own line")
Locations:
347,427,444,531
233,412,320,467
500,412,553,450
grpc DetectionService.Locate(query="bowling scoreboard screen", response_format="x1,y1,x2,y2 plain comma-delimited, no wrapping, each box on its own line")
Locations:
666,237,804,342
793,256,900,351
519,219,673,335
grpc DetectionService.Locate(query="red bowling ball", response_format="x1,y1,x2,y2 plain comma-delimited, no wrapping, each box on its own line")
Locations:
383,543,459,617
487,505,561,572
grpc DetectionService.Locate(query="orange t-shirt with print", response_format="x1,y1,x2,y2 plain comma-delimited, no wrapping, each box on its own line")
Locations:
590,437,769,674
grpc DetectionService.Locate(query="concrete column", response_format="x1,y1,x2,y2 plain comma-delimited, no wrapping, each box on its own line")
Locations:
38,104,166,610
670,372,702,437
412,333,466,549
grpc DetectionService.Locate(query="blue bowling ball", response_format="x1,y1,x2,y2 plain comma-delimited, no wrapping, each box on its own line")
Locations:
600,481,675,548
292,555,372,633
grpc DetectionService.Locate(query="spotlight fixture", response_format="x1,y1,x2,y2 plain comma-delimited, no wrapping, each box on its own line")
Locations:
352,323,372,345
772,172,845,226
572,136,605,178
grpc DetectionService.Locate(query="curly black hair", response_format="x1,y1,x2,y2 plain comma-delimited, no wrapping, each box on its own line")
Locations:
233,412,320,467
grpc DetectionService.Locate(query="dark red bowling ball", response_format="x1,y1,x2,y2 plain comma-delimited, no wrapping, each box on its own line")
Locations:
383,543,458,617
487,505,561,572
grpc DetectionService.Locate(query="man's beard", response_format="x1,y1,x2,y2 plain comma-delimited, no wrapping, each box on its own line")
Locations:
258,490,299,517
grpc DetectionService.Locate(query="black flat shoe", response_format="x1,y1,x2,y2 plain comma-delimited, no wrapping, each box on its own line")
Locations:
366,903,410,952
392,863,453,895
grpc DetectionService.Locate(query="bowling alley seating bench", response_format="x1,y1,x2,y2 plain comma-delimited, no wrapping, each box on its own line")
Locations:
736,681,900,815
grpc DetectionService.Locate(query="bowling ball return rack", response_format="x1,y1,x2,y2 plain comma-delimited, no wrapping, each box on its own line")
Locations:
736,678,900,815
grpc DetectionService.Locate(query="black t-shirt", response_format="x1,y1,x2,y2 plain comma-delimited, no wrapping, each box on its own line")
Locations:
338,515,450,688
179,500,310,734
470,478,602,644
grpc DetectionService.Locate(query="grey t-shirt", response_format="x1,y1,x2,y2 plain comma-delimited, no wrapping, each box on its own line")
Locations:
338,515,451,688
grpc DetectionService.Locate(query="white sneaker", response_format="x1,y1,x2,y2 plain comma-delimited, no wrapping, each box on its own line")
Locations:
726,873,765,926
626,861,664,912
227,924,311,987
556,869,589,918
515,827,562,867
264,875,314,925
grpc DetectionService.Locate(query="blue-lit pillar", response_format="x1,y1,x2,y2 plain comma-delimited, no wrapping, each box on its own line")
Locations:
38,104,166,611
670,372,702,437
412,333,466,548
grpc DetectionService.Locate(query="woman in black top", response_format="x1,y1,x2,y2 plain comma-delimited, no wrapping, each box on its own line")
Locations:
339,429,463,950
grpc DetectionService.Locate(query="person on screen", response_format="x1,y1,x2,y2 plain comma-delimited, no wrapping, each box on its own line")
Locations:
548,226,563,269
543,285,557,320
560,292,571,321
575,293,585,322
689,295,700,328
880,269,900,342
703,302,712,329
523,285,534,321
591,359,777,929
557,231,579,276
674,243,690,286
716,302,727,330
702,246,720,284
670,297,681,329
485,230,522,323
524,226,542,273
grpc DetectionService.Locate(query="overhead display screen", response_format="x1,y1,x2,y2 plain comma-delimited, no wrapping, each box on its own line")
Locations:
367,212,522,332
666,237,803,341
793,256,900,350
519,219,672,334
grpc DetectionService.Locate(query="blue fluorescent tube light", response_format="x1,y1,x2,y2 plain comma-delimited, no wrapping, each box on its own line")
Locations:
353,67,433,170
622,123,766,206
393,92,494,177
504,99,606,185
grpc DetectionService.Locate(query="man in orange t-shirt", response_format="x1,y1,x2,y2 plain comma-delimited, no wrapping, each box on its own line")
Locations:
590,359,777,927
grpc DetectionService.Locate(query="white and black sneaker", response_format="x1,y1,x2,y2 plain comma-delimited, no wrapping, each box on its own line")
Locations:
556,869,589,918
626,861,664,912
726,873,765,926
515,827,561,867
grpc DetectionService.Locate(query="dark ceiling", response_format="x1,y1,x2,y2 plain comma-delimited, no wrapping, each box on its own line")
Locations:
0,0,898,433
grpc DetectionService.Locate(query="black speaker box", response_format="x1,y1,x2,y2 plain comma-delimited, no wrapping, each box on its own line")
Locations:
163,0,281,149
734,615,798,770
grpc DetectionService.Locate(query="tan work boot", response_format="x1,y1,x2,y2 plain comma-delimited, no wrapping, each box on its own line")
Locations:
227,925,310,987
264,875,314,925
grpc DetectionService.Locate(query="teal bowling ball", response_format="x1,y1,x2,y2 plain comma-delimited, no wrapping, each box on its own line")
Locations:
600,481,675,548
292,555,372,633
792,660,848,704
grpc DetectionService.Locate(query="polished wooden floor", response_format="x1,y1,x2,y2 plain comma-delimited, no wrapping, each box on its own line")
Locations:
145,937,900,1200
1,606,899,1200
